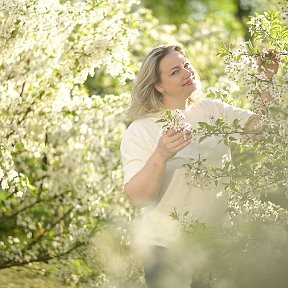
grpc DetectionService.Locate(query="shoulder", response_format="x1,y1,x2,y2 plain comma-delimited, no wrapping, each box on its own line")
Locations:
121,115,162,146
189,98,226,115
128,115,160,130
198,98,225,107
121,115,161,156
124,114,162,137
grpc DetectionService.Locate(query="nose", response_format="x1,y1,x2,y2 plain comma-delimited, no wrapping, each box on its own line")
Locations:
183,67,193,78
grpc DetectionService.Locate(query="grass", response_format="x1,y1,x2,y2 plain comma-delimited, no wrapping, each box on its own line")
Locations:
0,267,68,288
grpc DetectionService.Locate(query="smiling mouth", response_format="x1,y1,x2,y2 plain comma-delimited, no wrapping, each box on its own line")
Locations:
183,78,195,86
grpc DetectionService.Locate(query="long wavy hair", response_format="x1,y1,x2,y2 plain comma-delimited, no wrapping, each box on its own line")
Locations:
127,45,202,121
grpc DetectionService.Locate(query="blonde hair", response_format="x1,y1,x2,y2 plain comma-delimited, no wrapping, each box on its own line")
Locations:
127,45,202,121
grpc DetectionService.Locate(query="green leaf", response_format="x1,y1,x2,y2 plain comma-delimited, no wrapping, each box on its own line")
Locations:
199,136,207,143
198,122,208,128
170,208,180,221
166,110,173,120
183,211,189,218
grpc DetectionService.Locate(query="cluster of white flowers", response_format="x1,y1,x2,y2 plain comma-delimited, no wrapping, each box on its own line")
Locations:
0,0,138,188
158,109,193,139
229,195,288,225
248,13,272,37
224,48,286,117
0,0,140,189
278,0,288,25
0,0,139,111
224,43,259,87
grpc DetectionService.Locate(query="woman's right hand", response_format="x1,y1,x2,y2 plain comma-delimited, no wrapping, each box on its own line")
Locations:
155,129,192,161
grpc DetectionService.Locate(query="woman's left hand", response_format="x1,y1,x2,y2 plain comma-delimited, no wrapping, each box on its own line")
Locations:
257,49,280,79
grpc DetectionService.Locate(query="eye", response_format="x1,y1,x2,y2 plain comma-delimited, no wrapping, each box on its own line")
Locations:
184,62,191,68
171,69,179,75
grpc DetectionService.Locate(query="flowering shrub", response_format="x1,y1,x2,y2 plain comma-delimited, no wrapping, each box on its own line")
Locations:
0,0,139,272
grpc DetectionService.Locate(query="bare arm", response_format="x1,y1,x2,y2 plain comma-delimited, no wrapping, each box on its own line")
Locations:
248,50,280,130
124,129,192,208
257,49,280,107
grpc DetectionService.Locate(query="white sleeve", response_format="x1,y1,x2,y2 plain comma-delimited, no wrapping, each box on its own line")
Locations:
212,99,255,127
120,130,153,185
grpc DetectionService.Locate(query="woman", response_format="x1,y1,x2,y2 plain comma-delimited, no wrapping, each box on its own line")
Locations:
120,45,276,287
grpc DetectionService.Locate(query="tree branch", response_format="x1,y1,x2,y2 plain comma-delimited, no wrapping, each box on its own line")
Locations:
0,241,83,270
0,190,71,225
24,206,74,251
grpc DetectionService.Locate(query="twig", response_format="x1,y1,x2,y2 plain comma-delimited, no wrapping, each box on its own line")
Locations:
0,242,83,270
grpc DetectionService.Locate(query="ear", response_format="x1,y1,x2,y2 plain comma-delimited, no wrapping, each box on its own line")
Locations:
154,83,164,94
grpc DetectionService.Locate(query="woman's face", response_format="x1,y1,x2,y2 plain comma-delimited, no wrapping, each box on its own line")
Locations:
155,51,198,108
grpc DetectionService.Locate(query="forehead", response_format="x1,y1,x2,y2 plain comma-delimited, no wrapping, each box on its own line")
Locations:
159,51,186,73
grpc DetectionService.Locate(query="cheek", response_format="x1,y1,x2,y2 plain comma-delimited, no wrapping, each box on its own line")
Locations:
170,79,182,89
162,76,182,91
163,78,176,87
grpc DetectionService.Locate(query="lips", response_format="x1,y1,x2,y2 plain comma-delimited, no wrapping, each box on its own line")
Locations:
183,77,195,86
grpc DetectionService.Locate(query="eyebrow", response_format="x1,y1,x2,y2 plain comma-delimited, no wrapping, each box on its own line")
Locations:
168,61,190,73
169,66,180,73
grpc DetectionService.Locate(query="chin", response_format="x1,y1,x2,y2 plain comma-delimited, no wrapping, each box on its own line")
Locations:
188,85,197,94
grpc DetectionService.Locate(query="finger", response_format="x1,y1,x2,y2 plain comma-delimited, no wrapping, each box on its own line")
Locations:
160,131,182,148
184,130,192,137
256,57,263,65
172,138,192,152
165,129,178,136
262,49,280,62
169,131,188,143
169,134,192,149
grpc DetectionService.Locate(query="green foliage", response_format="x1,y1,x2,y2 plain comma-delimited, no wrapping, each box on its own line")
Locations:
174,214,288,288
0,267,65,288
141,0,273,30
